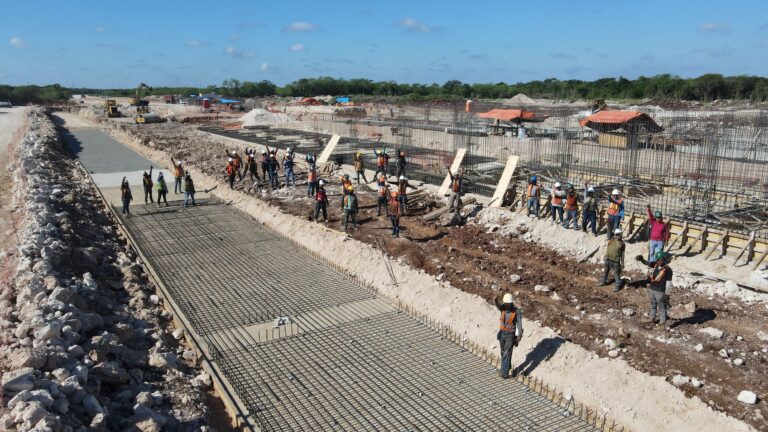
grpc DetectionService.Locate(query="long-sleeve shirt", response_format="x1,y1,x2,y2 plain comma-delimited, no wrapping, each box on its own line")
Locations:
648,263,673,293
647,208,670,241
494,298,524,337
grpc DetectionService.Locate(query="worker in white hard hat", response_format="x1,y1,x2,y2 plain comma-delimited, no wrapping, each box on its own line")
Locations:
605,188,625,239
397,175,409,214
283,148,296,187
171,158,184,194
494,292,524,379
225,150,243,181
314,179,329,222
550,182,565,224
582,184,598,235
226,157,237,190
598,228,626,291
396,149,407,179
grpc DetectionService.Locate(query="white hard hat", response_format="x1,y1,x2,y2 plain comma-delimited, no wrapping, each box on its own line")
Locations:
614,228,623,235
176,161,182,166
399,175,406,181
587,187,595,192
502,293,513,304
612,189,621,195
287,147,292,152
554,182,561,188
319,179,325,186
228,158,234,162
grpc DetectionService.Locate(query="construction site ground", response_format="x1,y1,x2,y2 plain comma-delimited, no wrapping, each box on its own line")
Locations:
91,116,768,431
52,112,599,431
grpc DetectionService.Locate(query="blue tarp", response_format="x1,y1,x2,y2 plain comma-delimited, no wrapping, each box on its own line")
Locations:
336,97,350,103
219,98,241,104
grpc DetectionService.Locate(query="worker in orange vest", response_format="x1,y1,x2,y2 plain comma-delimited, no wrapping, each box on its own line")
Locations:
373,147,388,178
307,165,318,197
526,175,541,217
376,173,389,216
226,158,237,189
495,293,524,379
226,150,243,181
397,176,409,214
171,158,184,194
606,189,625,239
340,174,353,208
388,190,402,237
447,168,463,212
550,182,565,223
563,183,579,229
244,150,259,185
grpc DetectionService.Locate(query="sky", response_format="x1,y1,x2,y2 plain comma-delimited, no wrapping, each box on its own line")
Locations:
1,0,767,88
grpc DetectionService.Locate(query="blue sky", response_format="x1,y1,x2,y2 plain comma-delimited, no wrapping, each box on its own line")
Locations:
1,0,767,88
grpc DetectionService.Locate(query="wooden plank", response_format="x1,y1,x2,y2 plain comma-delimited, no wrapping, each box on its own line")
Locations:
437,148,466,196
704,229,729,260
490,155,520,208
423,197,476,221
665,221,687,252
316,134,340,165
733,232,755,266
753,247,768,271
683,225,707,255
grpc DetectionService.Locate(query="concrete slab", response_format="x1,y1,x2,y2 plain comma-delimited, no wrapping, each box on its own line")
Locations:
61,129,154,174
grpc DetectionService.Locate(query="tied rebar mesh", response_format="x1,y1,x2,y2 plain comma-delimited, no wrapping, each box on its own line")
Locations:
203,103,768,236
118,199,604,432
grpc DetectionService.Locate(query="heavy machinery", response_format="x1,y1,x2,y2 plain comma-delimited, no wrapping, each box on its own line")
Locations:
134,112,163,124
130,83,152,114
104,99,121,118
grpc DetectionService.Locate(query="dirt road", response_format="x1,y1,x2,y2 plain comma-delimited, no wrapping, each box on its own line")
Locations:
0,107,27,247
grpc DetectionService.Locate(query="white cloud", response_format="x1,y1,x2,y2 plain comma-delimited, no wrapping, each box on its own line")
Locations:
260,63,270,71
9,37,26,48
95,26,106,33
697,22,731,33
395,17,433,33
289,43,304,52
225,46,255,58
185,39,205,48
283,21,318,32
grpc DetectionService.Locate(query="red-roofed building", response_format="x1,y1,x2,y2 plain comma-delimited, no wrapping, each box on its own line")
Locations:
580,110,663,148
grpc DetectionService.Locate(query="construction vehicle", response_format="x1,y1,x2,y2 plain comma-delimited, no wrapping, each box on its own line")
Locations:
104,99,121,118
130,83,152,114
163,95,177,104
134,112,163,124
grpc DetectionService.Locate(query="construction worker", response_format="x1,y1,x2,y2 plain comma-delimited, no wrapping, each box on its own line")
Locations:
120,178,133,216
225,158,237,190
396,150,407,179
643,251,673,328
155,172,168,207
306,152,317,171
225,150,243,181
183,171,196,207
494,293,523,379
598,228,625,291
307,164,318,197
244,150,259,184
526,175,541,217
283,148,296,187
398,176,409,214
267,152,280,189
376,173,389,216
563,183,579,229
606,189,625,239
646,204,669,265
550,182,565,223
260,151,269,181
314,179,329,222
447,168,463,212
388,190,402,238
342,186,358,230
339,174,353,207
582,186,598,235
374,147,388,178
171,158,184,194
354,151,368,184
142,167,154,204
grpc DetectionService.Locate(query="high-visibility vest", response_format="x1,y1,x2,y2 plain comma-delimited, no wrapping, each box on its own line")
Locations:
378,182,388,197
174,166,183,178
377,154,385,167
551,190,563,206
226,164,236,175
308,171,317,182
499,310,517,333
451,177,461,193
565,193,578,210
527,184,538,197
606,198,623,216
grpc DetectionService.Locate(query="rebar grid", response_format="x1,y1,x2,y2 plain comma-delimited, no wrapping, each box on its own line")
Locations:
118,199,601,431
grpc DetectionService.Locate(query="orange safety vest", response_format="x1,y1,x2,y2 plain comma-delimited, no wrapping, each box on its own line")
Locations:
174,165,183,178
451,177,461,193
378,182,388,197
308,171,317,182
526,184,539,197
340,177,352,189
233,156,241,169
226,164,236,175
606,198,623,216
499,310,517,333
564,193,578,210
377,154,385,167
551,190,563,206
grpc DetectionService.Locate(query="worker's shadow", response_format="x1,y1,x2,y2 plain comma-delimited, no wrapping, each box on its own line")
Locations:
669,308,717,329
516,337,566,377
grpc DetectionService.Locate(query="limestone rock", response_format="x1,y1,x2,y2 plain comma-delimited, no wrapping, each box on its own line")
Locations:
698,327,723,339
2,367,36,392
738,391,758,405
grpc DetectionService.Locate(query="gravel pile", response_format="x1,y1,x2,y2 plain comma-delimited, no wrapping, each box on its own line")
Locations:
0,109,213,432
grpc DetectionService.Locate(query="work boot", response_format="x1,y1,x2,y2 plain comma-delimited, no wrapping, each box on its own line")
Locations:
596,281,607,287
613,285,622,292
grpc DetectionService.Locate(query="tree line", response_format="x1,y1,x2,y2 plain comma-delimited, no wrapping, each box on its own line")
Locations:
2,74,768,105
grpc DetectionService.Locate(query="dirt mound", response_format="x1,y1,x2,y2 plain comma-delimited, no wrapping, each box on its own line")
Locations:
238,108,293,127
504,93,537,105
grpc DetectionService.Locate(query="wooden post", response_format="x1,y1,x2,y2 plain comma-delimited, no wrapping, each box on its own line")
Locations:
490,155,519,208
753,247,768,271
704,229,728,261
732,232,755,266
316,134,340,165
683,224,707,255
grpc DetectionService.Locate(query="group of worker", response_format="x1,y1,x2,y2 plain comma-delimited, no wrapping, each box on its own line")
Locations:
120,159,197,216
224,146,292,190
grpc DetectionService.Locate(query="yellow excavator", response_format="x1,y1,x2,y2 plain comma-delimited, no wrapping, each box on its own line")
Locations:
130,83,152,114
104,99,121,118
